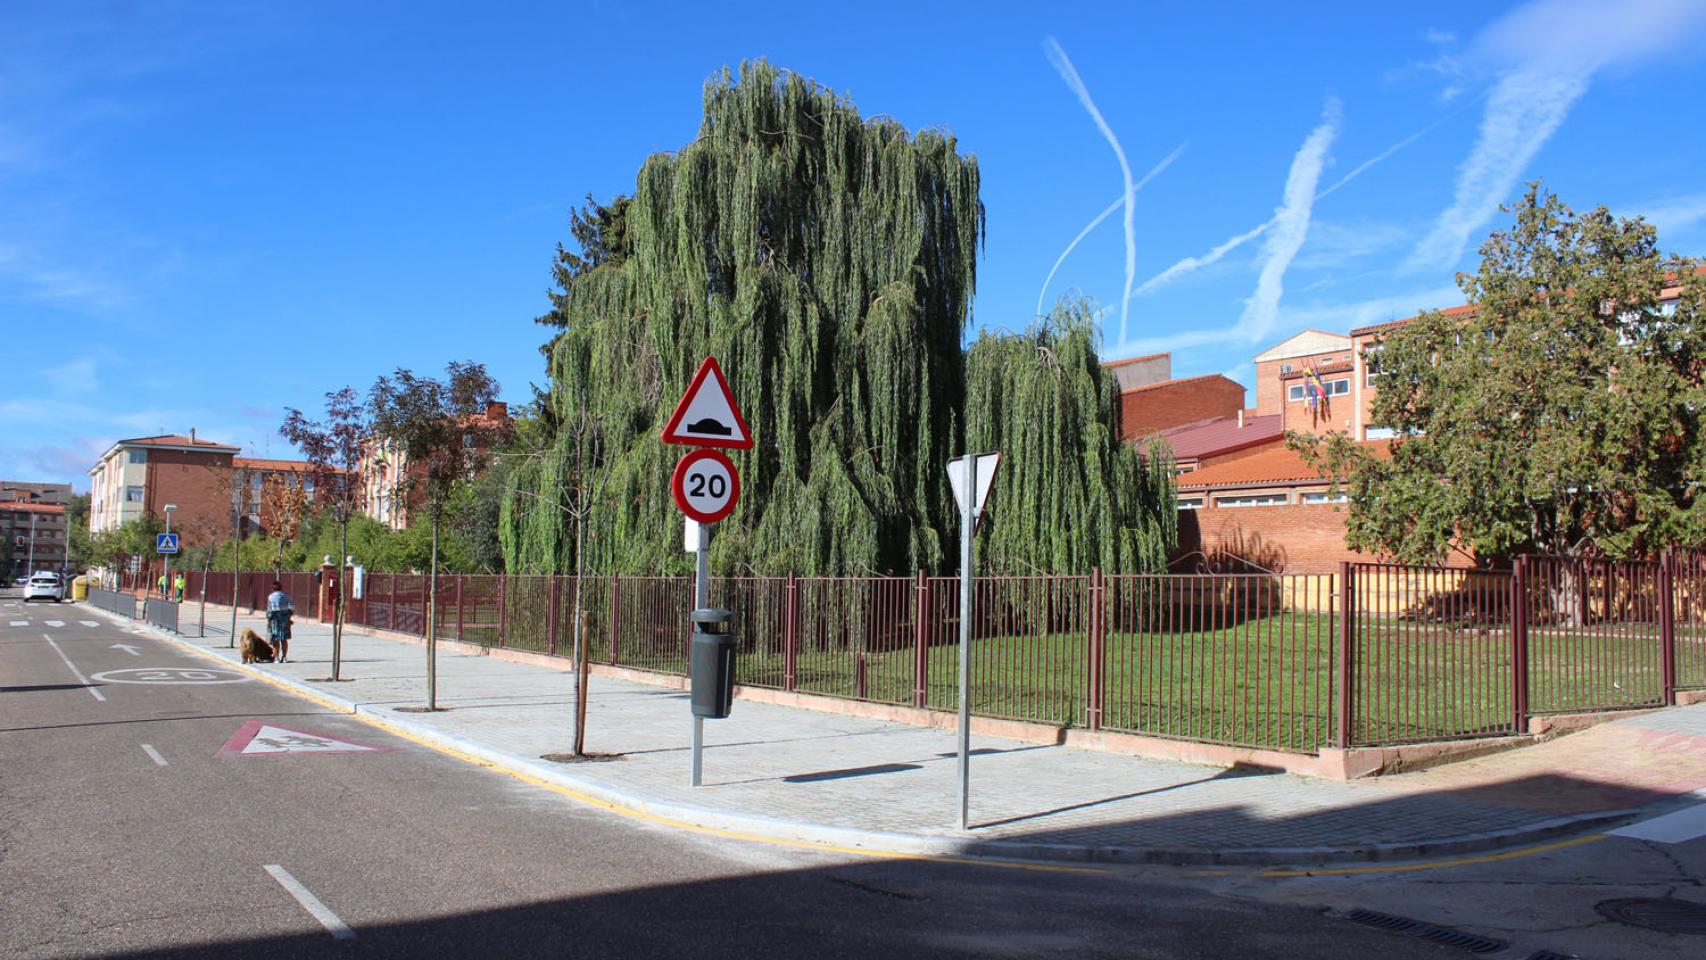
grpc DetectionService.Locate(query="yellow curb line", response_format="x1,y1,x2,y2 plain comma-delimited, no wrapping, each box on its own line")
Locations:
1258,833,1609,877
140,621,1107,876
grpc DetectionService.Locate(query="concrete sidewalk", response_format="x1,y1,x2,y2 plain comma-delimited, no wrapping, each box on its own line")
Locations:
103,601,1706,866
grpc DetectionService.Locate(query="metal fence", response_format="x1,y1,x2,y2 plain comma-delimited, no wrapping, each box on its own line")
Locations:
87,586,138,619
174,553,1706,754
143,598,181,634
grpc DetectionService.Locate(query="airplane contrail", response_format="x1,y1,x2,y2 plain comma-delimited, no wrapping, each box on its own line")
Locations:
1035,143,1186,319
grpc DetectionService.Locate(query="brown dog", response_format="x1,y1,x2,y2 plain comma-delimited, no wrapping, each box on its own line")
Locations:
240,628,276,664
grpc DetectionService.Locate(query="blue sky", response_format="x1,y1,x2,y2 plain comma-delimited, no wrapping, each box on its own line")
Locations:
5,0,1706,490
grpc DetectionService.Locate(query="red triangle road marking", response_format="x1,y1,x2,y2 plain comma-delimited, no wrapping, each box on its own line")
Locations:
217,719,391,757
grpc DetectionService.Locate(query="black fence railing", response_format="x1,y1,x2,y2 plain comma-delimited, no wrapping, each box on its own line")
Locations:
87,587,138,620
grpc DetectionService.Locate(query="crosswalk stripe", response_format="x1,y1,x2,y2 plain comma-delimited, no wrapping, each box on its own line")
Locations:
1610,801,1706,845
45,620,65,627
9,620,27,627
79,620,99,627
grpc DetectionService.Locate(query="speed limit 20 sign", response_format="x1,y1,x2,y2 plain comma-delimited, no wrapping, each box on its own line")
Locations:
672,448,740,524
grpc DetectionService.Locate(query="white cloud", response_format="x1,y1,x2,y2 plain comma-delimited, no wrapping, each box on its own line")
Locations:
1629,193,1706,239
1273,284,1466,333
1045,37,1140,343
1236,100,1340,345
41,356,99,396
1035,143,1186,318
1407,0,1706,273
1405,67,1588,272
1293,221,1412,270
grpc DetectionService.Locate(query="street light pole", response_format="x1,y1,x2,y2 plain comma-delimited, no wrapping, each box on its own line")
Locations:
163,503,177,601
26,510,36,575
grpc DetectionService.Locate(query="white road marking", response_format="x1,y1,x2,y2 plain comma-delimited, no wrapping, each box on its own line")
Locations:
79,620,99,627
141,744,168,767
44,620,65,627
9,620,26,627
264,865,355,940
43,635,105,702
111,643,141,656
1611,801,1706,844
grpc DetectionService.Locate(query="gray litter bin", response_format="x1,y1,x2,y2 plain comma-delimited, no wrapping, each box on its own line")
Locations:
689,607,735,719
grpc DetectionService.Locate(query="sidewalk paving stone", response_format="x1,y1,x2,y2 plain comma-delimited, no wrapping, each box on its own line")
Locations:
120,602,1706,864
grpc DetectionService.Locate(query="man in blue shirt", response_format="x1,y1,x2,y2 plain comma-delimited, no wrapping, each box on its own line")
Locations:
266,581,294,663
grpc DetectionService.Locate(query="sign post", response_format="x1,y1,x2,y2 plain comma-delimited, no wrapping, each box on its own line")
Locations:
946,451,999,831
662,356,751,787
157,507,179,604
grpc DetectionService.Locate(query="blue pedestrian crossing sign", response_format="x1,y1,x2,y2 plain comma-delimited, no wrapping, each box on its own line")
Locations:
156,533,180,554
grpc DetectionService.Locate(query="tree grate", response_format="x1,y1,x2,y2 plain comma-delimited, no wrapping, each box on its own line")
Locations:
1345,909,1509,954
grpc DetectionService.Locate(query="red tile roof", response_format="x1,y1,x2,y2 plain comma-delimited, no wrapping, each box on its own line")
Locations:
1159,414,1282,461
1349,303,1475,338
118,434,241,452
233,457,318,472
1176,441,1391,491
0,501,65,514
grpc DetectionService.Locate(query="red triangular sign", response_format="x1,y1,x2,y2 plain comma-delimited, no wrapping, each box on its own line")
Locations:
661,356,753,449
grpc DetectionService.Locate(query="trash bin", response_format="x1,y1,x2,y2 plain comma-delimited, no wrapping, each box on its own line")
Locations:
689,607,735,719
70,576,88,601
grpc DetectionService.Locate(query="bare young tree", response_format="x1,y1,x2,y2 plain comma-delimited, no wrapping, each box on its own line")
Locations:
369,361,511,709
507,401,610,756
282,388,369,681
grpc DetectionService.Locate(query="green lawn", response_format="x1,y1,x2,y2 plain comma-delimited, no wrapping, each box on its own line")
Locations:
417,594,1680,753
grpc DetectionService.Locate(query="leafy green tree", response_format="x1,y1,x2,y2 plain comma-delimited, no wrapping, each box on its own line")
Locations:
65,493,97,572
505,60,983,577
966,298,1177,574
282,387,371,680
370,361,511,708
1295,184,1706,566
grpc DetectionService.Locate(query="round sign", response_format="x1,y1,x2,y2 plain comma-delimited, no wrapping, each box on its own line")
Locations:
672,449,740,524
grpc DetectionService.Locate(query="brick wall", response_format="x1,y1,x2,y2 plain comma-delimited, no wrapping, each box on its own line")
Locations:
144,449,235,549
1175,503,1477,575
1120,376,1245,440
1175,502,1361,574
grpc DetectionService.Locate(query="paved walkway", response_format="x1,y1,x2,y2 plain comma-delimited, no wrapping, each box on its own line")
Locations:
104,601,1706,865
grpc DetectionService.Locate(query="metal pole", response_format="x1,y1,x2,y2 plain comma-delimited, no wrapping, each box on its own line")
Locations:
958,454,976,831
26,511,36,574
691,524,709,787
163,507,173,602
229,470,242,648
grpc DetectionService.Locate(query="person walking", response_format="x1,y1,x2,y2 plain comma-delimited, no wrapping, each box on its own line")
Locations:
266,580,294,663
173,572,185,602
156,572,167,598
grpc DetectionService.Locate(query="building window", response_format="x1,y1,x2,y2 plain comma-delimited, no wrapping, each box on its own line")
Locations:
127,449,147,465
1178,497,1204,510
1215,493,1288,508
1287,384,1305,402
1280,363,1293,373
1300,491,1348,504
124,486,144,503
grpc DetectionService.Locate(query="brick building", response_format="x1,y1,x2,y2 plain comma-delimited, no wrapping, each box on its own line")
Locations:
88,433,241,541
358,402,512,531
1116,374,1247,441
1,499,68,579
1101,352,1172,391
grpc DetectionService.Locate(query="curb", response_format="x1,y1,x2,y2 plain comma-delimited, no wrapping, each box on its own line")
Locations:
89,603,1641,868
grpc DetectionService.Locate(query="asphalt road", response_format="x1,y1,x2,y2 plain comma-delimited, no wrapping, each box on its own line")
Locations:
0,589,1484,959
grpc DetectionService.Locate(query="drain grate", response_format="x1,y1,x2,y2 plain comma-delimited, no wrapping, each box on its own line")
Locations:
1346,909,1509,954
1595,897,1706,934
1525,951,1577,960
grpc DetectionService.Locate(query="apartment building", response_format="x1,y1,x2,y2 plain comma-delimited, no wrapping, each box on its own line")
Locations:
358,401,512,530
88,433,240,538
1,500,68,579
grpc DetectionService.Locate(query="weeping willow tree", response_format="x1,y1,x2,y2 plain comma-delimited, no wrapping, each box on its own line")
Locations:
503,61,982,575
964,297,1176,575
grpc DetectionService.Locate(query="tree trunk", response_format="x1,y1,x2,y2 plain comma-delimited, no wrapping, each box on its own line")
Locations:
572,510,587,756
333,517,349,681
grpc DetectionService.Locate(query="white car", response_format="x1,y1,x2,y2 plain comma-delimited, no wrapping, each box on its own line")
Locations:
23,572,64,603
